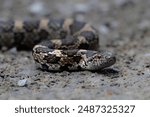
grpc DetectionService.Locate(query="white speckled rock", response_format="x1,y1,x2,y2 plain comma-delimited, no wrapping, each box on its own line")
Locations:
18,79,27,87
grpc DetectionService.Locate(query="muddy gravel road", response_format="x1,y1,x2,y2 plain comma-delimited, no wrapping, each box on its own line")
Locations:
0,0,150,99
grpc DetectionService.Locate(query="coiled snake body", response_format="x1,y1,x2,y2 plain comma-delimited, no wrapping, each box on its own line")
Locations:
0,18,116,71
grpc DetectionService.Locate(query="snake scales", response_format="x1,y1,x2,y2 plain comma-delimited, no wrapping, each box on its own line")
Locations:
0,18,116,71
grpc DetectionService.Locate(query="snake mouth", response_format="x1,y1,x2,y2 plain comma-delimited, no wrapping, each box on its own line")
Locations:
93,52,116,70
80,51,116,71
95,56,116,70
87,58,116,70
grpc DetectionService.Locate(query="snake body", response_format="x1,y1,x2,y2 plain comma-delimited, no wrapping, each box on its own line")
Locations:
0,18,116,71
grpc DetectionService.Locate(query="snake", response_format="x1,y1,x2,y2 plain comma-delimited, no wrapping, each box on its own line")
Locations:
0,18,116,71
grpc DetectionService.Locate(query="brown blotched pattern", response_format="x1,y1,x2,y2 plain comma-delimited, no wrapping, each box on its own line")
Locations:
0,18,115,71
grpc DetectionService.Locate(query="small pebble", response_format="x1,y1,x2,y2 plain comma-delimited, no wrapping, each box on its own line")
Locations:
73,13,85,22
17,79,27,87
28,1,49,16
138,20,150,30
144,53,150,57
74,4,90,13
99,25,109,35
9,47,17,55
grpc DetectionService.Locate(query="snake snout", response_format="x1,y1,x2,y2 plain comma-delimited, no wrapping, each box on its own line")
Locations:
96,51,116,70
104,53,116,67
80,51,116,71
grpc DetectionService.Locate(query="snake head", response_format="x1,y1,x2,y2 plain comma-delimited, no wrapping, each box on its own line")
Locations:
78,50,116,71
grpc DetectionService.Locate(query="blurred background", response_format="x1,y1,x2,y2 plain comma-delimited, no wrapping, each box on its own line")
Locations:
0,0,149,49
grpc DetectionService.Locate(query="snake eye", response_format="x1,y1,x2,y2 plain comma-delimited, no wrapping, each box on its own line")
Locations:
105,56,111,60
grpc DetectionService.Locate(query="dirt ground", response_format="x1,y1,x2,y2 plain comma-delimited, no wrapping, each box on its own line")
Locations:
0,0,150,99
